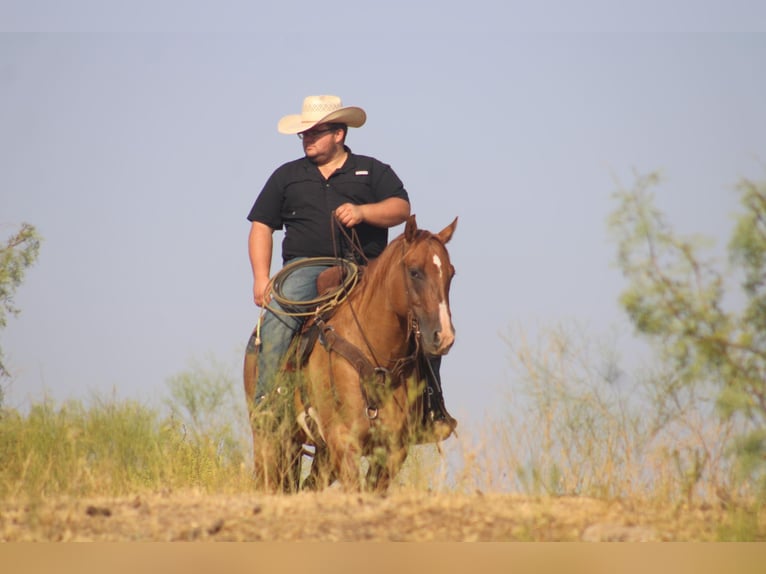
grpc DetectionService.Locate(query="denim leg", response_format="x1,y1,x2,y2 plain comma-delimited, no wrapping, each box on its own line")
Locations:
255,261,329,398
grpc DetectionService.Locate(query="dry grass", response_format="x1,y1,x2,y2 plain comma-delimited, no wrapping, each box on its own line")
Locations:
2,488,760,542
497,323,755,504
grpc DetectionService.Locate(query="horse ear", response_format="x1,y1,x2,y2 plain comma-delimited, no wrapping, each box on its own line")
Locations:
404,214,418,242
436,217,458,244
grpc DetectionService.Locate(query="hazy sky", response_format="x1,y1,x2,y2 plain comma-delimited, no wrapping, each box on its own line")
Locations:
2,3,766,435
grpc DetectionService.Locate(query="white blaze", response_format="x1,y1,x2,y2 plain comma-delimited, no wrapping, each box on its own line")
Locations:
432,254,443,277
431,253,454,349
439,301,454,348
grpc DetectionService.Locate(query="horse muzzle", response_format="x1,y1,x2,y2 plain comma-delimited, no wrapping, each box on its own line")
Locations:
422,326,455,356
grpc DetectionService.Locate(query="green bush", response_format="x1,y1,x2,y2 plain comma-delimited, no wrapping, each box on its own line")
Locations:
0,384,251,499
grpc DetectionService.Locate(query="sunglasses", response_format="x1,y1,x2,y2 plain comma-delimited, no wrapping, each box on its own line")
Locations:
297,125,340,140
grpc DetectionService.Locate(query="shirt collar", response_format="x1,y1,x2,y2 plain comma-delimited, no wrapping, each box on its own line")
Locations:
300,146,355,176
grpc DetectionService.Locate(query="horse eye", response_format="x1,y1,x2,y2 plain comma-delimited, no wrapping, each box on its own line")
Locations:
409,268,423,280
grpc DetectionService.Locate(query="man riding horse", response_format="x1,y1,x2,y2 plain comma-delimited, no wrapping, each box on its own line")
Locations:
245,96,456,466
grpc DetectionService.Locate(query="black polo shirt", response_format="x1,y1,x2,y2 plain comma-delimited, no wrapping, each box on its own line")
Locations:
247,148,409,263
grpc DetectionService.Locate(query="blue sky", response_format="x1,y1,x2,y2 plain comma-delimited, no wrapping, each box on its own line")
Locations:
2,3,766,436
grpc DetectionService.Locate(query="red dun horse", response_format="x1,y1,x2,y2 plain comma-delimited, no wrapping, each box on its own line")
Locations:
244,215,457,492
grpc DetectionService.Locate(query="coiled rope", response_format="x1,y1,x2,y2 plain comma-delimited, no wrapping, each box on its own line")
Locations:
253,215,364,345
266,256,360,317
254,257,359,346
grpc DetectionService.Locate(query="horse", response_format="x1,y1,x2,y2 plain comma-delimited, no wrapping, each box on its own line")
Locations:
243,215,458,492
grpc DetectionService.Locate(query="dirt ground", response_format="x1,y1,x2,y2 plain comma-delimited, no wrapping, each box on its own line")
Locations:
0,490,742,541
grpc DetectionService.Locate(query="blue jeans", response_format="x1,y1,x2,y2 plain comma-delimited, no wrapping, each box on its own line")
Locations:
255,259,331,400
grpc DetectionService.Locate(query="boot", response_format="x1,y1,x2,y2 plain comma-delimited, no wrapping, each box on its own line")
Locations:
420,355,457,443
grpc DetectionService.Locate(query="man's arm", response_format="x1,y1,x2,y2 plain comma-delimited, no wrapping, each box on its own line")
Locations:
248,220,275,307
334,197,410,229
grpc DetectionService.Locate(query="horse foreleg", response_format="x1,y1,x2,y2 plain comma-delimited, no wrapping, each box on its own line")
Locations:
301,444,336,491
280,436,304,493
325,426,365,491
366,444,408,493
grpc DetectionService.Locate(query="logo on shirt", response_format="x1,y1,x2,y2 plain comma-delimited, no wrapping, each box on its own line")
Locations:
355,170,369,176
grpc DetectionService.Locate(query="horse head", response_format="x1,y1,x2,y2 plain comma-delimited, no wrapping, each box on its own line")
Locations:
396,215,458,356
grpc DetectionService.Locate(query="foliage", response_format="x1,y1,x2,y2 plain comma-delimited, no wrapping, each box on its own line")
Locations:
0,394,251,499
164,356,251,473
497,322,739,503
610,172,766,498
0,357,255,499
0,223,41,381
502,324,638,498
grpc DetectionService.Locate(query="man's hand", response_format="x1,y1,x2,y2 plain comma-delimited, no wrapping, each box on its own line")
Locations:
253,276,270,307
335,197,410,229
334,203,364,227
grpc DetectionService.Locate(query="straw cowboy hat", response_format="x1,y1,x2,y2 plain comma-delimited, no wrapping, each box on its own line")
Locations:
277,95,366,134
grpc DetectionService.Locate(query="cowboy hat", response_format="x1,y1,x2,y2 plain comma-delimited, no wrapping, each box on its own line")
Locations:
277,95,366,134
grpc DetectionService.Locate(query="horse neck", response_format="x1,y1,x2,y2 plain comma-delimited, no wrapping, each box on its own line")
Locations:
340,247,411,357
